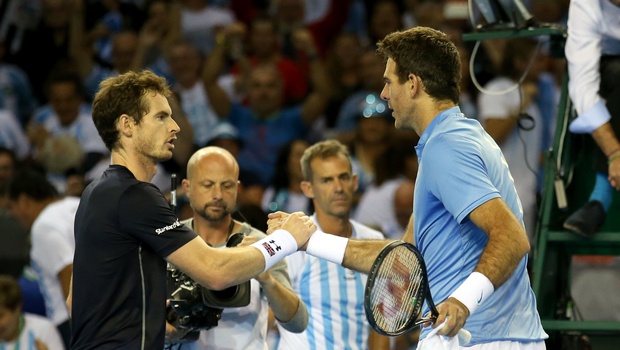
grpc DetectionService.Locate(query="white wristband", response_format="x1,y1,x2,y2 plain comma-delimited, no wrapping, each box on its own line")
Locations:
449,272,494,315
251,229,297,272
305,230,348,265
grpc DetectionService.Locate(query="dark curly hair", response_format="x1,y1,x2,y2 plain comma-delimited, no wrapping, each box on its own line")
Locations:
92,70,172,151
377,27,461,104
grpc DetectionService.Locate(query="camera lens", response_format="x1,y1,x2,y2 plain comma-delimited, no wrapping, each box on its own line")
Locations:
210,285,239,301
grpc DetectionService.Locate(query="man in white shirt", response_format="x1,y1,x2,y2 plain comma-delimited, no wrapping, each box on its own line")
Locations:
276,140,389,350
6,168,76,349
562,0,620,238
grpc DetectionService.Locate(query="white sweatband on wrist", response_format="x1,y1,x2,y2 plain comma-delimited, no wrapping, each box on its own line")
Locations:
449,272,495,315
305,230,348,265
251,229,297,272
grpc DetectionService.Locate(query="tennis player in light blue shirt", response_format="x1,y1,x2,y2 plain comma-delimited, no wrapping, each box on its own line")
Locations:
414,106,547,345
269,27,549,349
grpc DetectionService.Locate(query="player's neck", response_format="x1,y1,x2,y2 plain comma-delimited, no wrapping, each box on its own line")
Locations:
194,215,236,247
418,99,458,135
111,150,157,182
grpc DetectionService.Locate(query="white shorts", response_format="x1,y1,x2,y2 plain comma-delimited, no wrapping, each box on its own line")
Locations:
417,319,546,350
418,338,546,350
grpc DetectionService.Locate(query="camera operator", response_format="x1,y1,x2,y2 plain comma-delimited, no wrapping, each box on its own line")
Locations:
168,146,308,349
69,71,316,350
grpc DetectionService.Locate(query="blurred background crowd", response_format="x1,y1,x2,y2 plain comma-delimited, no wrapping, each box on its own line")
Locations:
0,0,572,348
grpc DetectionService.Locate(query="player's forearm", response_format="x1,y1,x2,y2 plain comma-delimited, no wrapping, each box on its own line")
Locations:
342,240,394,274
468,198,530,288
449,223,527,317
476,223,529,288
450,227,525,317
196,248,268,290
170,235,294,291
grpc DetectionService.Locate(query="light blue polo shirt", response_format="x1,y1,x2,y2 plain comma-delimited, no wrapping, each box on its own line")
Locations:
414,106,547,344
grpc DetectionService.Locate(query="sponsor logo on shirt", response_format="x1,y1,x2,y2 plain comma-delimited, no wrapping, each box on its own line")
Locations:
155,219,182,235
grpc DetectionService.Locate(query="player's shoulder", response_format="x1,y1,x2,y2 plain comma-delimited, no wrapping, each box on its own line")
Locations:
121,178,164,200
426,120,483,160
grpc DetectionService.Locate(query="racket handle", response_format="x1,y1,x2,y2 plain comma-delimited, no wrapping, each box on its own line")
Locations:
458,328,472,345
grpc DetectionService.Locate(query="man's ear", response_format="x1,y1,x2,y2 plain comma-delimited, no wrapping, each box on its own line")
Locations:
300,180,314,199
408,73,420,97
118,114,134,137
181,178,190,197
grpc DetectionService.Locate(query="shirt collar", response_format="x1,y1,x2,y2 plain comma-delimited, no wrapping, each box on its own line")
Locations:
415,106,462,158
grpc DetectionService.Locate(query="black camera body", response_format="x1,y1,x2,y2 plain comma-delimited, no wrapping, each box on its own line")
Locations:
166,232,251,342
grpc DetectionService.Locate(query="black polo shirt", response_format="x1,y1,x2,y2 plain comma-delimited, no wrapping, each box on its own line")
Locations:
71,165,196,349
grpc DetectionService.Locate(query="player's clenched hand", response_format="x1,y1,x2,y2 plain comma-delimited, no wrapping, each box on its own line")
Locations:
280,212,316,249
434,297,469,338
267,211,290,234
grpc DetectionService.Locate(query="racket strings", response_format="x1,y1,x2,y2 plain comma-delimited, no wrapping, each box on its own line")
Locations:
370,247,425,333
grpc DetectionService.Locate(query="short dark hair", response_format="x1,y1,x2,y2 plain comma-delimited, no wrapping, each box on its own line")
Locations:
300,139,352,181
0,275,22,311
92,70,173,151
377,27,461,104
7,167,59,201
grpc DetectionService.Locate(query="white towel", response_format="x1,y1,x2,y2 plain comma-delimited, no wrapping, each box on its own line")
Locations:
417,318,470,350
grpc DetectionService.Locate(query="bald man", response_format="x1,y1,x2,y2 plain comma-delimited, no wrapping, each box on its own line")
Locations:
173,146,308,349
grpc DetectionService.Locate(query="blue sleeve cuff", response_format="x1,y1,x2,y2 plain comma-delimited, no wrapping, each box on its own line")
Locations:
569,101,611,134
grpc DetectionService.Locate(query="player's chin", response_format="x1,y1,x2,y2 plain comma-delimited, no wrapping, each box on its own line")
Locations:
155,152,174,162
393,117,405,130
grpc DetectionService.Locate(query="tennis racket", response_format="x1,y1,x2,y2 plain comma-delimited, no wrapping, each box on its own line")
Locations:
364,241,471,343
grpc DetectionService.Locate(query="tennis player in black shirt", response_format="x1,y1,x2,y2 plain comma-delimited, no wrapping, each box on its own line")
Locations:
69,70,316,350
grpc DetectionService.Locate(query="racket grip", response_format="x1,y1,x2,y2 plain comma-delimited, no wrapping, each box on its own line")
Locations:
458,328,471,345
